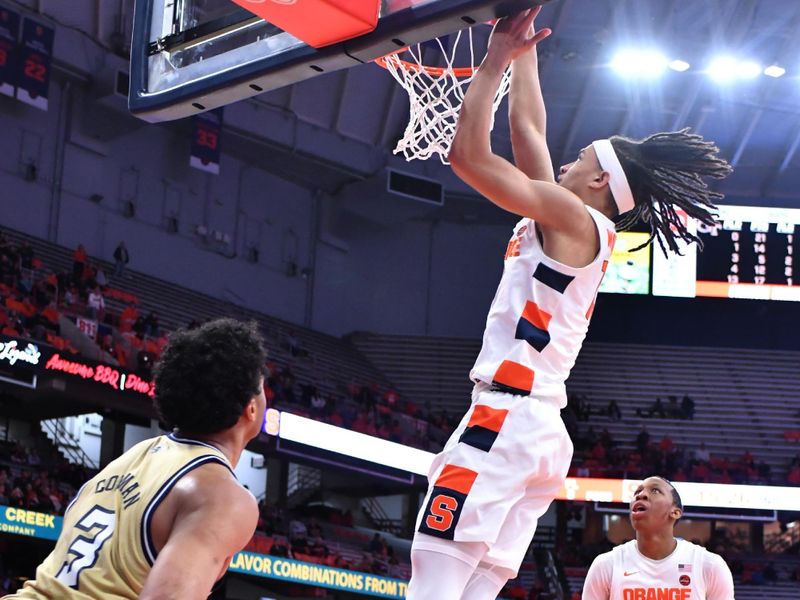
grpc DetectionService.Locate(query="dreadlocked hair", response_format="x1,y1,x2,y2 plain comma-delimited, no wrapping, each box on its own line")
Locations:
610,128,732,255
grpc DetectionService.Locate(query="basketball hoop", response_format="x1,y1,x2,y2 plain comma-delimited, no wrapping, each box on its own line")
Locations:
375,27,511,164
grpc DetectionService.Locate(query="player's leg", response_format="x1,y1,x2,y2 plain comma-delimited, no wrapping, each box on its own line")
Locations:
459,400,574,599
406,537,487,600
459,562,517,599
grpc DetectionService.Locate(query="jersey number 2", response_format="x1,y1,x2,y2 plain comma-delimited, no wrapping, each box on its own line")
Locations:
56,505,117,589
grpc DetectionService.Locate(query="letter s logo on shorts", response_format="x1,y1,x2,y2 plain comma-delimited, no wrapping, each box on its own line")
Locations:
418,465,477,540
425,494,458,532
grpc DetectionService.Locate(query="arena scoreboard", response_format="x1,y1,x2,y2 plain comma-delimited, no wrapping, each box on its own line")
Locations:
603,205,800,302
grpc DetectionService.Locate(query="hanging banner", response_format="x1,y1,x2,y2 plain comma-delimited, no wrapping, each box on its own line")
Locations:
0,7,19,98
190,107,223,174
16,17,54,110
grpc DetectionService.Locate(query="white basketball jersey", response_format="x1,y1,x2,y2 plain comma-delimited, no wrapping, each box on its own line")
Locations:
610,539,706,600
470,206,616,407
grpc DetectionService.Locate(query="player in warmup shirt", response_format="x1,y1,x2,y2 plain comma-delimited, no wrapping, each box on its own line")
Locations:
4,319,267,600
406,9,732,600
582,476,735,599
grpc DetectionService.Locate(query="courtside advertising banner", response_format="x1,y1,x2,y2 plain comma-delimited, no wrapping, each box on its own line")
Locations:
0,513,413,598
229,553,408,598
0,7,20,98
190,107,223,174
0,505,62,540
16,17,54,110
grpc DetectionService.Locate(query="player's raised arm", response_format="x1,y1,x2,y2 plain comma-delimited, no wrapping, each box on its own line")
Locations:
508,7,555,183
448,11,591,234
139,468,258,600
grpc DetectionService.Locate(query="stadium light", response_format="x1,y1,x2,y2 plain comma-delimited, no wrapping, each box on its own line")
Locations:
738,60,762,79
668,59,691,72
708,56,764,82
764,64,786,78
708,56,739,82
611,49,668,78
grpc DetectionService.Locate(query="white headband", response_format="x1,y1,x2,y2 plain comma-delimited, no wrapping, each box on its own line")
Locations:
592,139,635,215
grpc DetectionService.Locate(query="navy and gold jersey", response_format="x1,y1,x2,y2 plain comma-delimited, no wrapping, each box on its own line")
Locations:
5,433,232,599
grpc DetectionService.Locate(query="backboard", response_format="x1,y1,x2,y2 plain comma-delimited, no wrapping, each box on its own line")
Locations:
129,0,552,122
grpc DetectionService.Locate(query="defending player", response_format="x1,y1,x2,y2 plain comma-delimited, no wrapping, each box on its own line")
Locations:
406,9,731,600
4,318,267,600
582,476,735,599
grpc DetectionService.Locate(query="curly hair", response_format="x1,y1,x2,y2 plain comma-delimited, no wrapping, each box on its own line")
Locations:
153,318,266,434
610,128,732,255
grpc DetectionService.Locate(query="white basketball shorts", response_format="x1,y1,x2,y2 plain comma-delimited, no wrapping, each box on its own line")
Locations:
412,382,573,575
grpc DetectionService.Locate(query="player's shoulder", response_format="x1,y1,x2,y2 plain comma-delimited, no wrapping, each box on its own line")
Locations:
699,547,730,572
610,539,637,556
590,540,633,568
677,540,730,573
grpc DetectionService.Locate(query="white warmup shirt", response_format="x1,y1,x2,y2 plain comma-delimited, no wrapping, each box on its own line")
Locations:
582,539,735,600
470,206,617,407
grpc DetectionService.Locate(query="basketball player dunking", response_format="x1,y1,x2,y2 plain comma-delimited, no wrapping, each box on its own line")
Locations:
582,476,735,599
406,9,732,599
4,319,267,599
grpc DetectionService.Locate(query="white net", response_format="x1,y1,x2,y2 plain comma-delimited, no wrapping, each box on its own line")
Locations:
378,28,511,164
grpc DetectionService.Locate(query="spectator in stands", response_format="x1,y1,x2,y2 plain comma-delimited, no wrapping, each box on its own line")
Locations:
269,538,292,558
18,241,33,270
95,264,108,288
289,517,308,544
680,393,695,419
606,399,621,421
666,395,682,418
87,286,105,321
635,426,650,455
787,462,800,486
369,533,384,554
307,518,323,539
658,434,674,453
762,562,777,584
638,397,666,418
757,461,771,483
284,329,307,357
692,442,711,463
113,241,129,278
63,285,78,308
309,391,327,419
144,311,160,337
72,244,87,281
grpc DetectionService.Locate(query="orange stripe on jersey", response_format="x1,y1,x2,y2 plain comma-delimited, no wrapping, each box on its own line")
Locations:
520,301,552,332
586,260,610,320
492,360,534,395
466,405,509,434
607,230,617,250
434,464,478,495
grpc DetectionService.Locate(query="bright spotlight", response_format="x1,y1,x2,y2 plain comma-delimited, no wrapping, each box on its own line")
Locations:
764,64,786,78
669,59,690,72
738,60,762,79
708,56,739,82
611,49,668,78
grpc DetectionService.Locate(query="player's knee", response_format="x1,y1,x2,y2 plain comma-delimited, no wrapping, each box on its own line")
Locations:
407,549,475,600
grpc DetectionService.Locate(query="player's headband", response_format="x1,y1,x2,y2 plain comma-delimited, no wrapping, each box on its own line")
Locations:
592,139,636,215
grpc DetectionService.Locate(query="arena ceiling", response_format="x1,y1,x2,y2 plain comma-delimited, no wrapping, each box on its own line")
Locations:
23,0,800,215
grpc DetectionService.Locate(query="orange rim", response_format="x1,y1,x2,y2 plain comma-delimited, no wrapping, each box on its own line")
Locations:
374,52,476,78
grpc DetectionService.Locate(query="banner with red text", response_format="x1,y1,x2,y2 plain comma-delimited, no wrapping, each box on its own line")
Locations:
16,17,54,110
